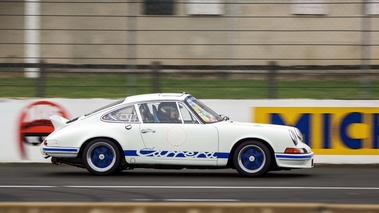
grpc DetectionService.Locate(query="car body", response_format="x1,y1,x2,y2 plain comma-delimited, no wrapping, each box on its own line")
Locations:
41,93,314,177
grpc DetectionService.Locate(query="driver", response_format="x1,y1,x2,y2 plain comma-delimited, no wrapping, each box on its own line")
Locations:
168,107,180,123
158,103,181,123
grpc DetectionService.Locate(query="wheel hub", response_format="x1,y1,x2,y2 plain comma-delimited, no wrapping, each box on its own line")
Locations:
249,156,255,162
99,154,105,160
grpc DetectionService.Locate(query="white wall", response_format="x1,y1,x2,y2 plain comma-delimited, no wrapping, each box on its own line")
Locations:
2,98,379,163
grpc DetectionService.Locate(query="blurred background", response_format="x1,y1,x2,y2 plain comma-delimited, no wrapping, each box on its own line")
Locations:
0,0,378,99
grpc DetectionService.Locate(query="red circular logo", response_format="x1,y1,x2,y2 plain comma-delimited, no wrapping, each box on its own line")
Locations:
18,101,68,159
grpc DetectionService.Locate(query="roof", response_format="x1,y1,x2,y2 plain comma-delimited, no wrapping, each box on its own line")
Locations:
123,92,190,103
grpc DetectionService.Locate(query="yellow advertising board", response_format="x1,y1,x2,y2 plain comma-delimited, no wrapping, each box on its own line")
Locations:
254,107,379,155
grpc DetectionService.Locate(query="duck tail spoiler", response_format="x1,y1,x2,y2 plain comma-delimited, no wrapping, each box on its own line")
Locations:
50,115,69,130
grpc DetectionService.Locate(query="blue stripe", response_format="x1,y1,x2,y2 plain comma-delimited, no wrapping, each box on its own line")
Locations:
275,153,313,159
214,152,229,159
124,150,138,156
43,147,78,153
124,150,229,159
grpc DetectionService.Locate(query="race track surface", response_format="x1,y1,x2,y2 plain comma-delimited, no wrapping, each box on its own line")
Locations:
0,164,378,204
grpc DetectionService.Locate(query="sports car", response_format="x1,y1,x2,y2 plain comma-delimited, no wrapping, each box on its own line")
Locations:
41,93,314,177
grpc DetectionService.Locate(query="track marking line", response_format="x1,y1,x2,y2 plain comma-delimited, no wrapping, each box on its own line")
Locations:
1,185,379,190
132,199,155,202
164,199,240,202
0,185,54,188
65,186,379,190
132,199,239,202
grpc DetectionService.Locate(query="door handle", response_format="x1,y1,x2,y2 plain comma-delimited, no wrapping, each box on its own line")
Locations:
141,129,155,134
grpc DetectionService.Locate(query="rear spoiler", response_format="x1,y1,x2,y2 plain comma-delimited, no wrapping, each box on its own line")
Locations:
50,115,69,131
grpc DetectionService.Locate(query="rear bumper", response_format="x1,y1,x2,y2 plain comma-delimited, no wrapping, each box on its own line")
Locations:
41,146,79,158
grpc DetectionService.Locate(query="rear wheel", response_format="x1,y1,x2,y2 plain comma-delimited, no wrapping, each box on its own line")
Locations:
233,140,271,177
83,139,121,175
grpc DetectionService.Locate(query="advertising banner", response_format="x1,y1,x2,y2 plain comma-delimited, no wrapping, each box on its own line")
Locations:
0,98,113,162
254,107,379,155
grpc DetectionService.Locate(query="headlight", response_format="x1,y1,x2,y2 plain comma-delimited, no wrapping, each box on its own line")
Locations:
288,130,298,145
294,128,303,142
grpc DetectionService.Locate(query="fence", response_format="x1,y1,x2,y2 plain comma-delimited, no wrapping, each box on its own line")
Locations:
0,1,378,99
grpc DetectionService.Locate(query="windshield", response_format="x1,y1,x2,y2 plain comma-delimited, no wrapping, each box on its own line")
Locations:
85,99,124,116
185,96,223,123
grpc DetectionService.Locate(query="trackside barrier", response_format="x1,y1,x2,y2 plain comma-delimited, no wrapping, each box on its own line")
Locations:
3,98,379,163
1,203,379,213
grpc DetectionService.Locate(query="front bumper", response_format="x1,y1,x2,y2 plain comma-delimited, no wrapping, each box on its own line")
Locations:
275,152,314,168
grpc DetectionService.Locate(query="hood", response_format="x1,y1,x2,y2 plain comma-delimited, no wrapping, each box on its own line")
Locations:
218,120,294,131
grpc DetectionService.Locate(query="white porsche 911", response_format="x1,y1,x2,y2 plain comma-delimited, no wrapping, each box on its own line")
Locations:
41,93,314,177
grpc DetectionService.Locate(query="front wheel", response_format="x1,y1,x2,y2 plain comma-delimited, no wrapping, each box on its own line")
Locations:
83,139,121,175
233,140,271,177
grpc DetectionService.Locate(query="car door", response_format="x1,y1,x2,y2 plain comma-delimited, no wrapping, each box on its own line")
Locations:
137,101,219,166
100,104,146,161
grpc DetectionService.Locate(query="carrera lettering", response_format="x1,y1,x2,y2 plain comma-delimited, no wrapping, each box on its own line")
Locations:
136,149,217,159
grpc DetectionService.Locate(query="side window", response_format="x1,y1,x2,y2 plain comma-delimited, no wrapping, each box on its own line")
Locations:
157,101,182,123
138,103,156,123
101,105,138,122
139,101,184,123
178,102,200,124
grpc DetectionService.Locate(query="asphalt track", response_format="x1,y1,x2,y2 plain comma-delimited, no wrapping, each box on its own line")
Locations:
0,163,378,204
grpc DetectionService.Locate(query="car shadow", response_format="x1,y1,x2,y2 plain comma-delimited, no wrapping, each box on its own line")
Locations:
44,167,312,179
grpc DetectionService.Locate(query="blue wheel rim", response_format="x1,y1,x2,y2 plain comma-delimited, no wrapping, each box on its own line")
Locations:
86,142,116,172
238,145,266,173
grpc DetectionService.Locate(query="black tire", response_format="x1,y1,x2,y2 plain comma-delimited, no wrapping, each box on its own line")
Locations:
83,138,121,175
233,140,272,177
